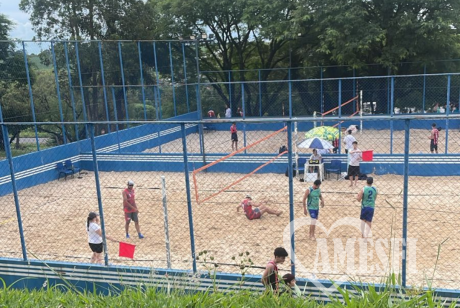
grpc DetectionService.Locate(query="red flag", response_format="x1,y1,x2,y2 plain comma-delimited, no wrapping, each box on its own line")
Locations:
119,242,136,259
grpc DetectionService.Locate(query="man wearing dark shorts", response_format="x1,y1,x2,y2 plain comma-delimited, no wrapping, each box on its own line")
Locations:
237,195,282,220
357,177,377,239
231,122,238,151
122,180,144,239
429,123,439,154
348,141,362,187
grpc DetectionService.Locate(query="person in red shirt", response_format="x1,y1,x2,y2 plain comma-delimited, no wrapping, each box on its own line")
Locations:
236,195,282,220
230,122,238,151
429,123,439,154
122,180,144,239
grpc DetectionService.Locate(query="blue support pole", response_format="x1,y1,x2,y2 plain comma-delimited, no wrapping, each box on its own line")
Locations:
64,42,79,140
75,42,89,138
169,42,177,116
180,123,197,272
1,124,28,261
387,69,391,115
353,69,356,113
22,42,40,151
258,70,262,117
288,69,293,118
89,124,110,266
182,43,190,113
401,119,410,287
242,84,247,153
422,65,427,113
228,71,232,115
110,87,120,151
51,42,67,144
390,78,394,154
194,40,202,118
98,42,111,133
153,42,163,120
338,79,342,118
196,85,206,165
320,68,323,114
138,42,148,120
287,121,295,275
118,42,129,125
445,75,451,153
153,86,162,154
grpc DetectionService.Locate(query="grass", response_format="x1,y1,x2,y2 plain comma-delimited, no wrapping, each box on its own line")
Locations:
0,143,53,159
0,275,457,308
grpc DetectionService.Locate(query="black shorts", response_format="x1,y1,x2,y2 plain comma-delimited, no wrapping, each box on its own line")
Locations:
345,149,349,154
89,242,103,253
430,140,438,151
125,212,139,222
348,165,360,178
231,132,238,141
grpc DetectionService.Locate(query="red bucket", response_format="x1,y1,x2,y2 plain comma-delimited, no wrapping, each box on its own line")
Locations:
362,150,374,161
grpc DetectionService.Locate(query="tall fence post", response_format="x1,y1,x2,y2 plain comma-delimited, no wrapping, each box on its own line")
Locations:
180,123,197,272
338,79,342,118
289,69,293,118
1,124,28,261
161,176,172,269
22,42,40,150
138,42,148,120
242,84,247,153
258,70,262,117
229,71,232,114
401,119,410,287
390,78,395,154
320,67,323,115
89,123,110,266
287,121,295,275
74,42,89,138
169,42,177,116
153,42,163,120
445,75,451,153
118,42,129,125
182,43,190,113
63,42,79,140
98,42,111,132
51,41,67,144
422,65,427,113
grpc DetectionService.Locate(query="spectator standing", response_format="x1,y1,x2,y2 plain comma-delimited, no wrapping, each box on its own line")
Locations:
343,130,356,154
225,105,232,118
348,141,362,187
429,123,439,154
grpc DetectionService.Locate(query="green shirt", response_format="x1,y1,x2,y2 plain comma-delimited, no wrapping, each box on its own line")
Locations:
307,187,321,210
362,186,377,208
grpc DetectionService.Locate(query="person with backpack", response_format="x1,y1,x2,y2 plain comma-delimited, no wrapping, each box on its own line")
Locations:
302,179,325,240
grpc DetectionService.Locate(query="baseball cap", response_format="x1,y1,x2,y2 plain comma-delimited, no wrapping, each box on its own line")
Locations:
245,194,252,199
127,180,134,186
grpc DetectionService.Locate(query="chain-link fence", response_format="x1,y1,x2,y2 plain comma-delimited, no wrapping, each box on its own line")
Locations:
1,115,459,291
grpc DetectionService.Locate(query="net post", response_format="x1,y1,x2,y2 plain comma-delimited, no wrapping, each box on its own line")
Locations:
294,121,299,179
161,176,172,269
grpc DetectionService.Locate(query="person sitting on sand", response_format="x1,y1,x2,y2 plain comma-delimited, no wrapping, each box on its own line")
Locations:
237,195,283,220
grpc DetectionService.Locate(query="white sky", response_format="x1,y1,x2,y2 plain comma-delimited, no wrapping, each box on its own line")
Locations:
0,0,36,40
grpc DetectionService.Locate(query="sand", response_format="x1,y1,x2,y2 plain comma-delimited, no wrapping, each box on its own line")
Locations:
1,128,459,290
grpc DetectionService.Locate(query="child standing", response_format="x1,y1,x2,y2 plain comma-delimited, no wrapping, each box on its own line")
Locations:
87,212,117,264
230,122,238,151
302,179,325,240
262,247,288,293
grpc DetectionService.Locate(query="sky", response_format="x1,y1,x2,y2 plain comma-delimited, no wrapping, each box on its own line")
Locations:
0,0,36,40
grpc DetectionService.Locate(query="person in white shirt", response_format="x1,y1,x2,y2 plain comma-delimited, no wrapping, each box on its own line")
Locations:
343,130,356,154
309,149,322,173
87,212,117,264
348,141,362,187
225,104,232,118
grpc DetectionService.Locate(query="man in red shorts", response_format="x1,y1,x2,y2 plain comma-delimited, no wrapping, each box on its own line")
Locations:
236,195,282,220
122,180,144,239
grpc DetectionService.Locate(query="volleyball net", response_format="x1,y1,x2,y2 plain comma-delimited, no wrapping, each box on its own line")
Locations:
192,126,288,204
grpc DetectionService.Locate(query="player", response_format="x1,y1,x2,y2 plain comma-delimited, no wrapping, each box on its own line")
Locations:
230,122,238,151
302,179,324,240
356,177,377,239
236,195,282,220
86,212,118,264
122,180,144,239
429,123,439,154
262,247,288,293
348,141,362,187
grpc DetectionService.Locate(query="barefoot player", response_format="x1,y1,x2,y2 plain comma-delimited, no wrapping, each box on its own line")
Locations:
357,177,377,239
237,195,282,220
302,180,324,240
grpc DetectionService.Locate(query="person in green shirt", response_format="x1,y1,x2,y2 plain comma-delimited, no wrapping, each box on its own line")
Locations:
357,177,377,239
302,180,325,240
